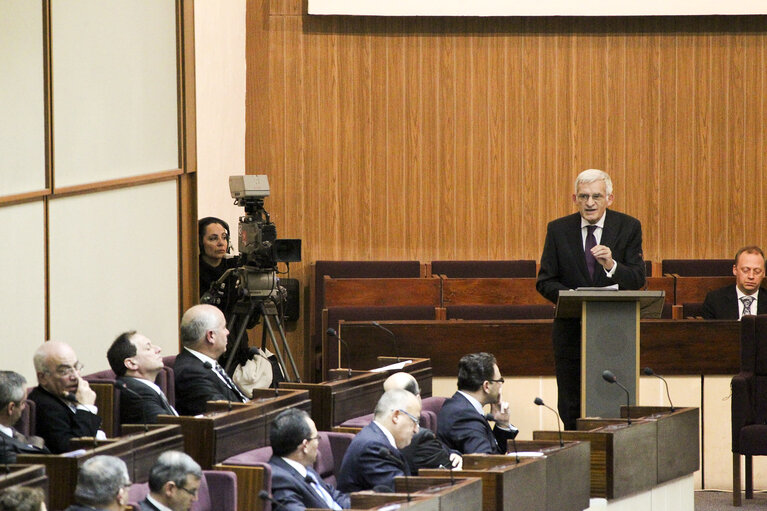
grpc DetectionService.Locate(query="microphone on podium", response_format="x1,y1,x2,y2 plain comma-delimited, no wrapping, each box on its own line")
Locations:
642,367,675,412
534,397,564,446
326,328,352,377
371,321,400,361
601,370,631,425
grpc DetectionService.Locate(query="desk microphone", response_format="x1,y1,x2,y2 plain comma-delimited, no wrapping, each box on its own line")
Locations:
642,367,675,412
258,490,286,509
376,447,411,501
117,382,149,433
534,397,564,446
326,328,352,377
371,322,400,361
602,370,631,425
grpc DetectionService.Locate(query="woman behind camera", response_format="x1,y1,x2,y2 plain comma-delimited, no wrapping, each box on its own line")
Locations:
198,216,239,303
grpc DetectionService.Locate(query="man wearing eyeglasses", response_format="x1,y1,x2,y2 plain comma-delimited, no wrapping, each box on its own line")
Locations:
536,169,645,430
268,408,350,510
29,340,105,453
65,455,132,511
437,352,518,455
139,451,202,511
338,389,421,493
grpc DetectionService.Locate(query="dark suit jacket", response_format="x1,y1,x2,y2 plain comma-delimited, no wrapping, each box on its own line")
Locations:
437,392,516,455
117,376,175,426
174,349,244,416
701,285,767,320
337,422,408,493
137,497,162,511
536,210,645,357
28,386,102,454
0,429,50,463
269,456,350,510
401,427,452,471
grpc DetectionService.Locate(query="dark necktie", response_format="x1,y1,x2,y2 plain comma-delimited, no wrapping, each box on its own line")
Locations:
585,225,598,279
305,473,342,510
213,363,249,402
741,296,755,318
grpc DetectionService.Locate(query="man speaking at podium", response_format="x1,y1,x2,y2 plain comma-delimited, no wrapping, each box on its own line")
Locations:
536,169,645,430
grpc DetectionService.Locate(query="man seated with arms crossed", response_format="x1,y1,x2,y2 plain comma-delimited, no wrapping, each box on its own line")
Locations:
438,352,518,454
139,451,202,511
107,331,177,425
29,340,105,453
268,409,350,510
384,372,461,471
0,371,49,463
702,246,767,319
174,304,249,415
338,389,421,493
65,455,131,511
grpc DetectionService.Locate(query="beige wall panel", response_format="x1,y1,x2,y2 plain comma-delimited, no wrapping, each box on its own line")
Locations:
48,181,179,375
51,0,178,188
195,0,247,233
0,202,45,383
0,0,45,196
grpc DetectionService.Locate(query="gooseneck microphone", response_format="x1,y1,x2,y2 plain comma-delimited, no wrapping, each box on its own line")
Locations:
258,490,286,509
117,382,149,433
326,328,352,377
642,367,675,412
376,447,411,501
602,370,631,425
534,397,564,447
371,321,400,361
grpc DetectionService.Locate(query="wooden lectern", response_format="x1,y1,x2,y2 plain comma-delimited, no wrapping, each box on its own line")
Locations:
555,290,664,418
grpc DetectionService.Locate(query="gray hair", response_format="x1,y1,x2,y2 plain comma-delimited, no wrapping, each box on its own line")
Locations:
0,372,26,409
179,305,218,347
74,456,130,507
574,169,613,196
374,389,415,420
148,451,202,492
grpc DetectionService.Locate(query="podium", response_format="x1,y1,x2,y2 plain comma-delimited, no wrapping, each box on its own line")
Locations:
555,290,664,418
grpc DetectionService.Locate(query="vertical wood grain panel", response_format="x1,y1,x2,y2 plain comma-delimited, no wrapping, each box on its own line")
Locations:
437,20,456,258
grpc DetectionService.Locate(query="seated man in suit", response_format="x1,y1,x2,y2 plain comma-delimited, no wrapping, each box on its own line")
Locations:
139,451,202,511
268,408,350,510
29,340,104,453
0,371,49,463
174,304,249,416
702,246,766,320
338,389,421,493
437,352,518,455
383,372,461,471
65,455,132,511
107,331,177,425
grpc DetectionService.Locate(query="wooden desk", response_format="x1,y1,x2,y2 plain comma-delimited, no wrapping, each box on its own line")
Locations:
349,492,440,510
674,276,734,303
17,424,182,511
392,475,482,511
421,455,547,511
441,278,549,306
336,319,741,376
0,465,48,503
324,276,442,307
534,420,658,499
158,388,310,469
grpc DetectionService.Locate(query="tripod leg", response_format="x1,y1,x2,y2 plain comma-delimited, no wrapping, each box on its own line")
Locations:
259,304,292,381
272,312,301,382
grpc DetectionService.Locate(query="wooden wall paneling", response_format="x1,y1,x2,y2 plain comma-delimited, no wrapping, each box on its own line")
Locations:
421,24,441,261
404,20,423,259
452,21,472,259
437,20,456,259
357,23,374,260
505,21,524,258
487,21,506,260
726,27,746,246
369,20,389,258
708,29,729,254
538,20,559,260
572,26,592,204
590,25,608,172
246,0,270,172
385,18,405,259
657,26,677,259
301,16,320,265
742,28,764,247
521,21,541,253
676,23,697,256
469,21,489,259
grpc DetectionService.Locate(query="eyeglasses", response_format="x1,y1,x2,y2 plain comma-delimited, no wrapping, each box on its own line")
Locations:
395,409,420,427
52,363,84,378
487,378,505,384
177,485,198,497
576,193,606,203
305,434,320,443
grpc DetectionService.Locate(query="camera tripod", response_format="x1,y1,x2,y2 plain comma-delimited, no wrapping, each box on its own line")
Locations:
222,288,301,383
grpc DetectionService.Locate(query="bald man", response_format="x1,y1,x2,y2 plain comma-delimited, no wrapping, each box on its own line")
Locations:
383,373,461,471
338,389,421,492
174,305,249,415
29,341,104,453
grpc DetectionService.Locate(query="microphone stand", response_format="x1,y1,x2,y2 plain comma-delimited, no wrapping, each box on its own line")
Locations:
602,370,631,425
643,367,675,412
534,397,564,446
372,322,400,361
326,328,352,377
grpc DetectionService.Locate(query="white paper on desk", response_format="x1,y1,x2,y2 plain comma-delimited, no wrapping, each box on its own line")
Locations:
62,449,87,457
371,360,413,372
507,451,545,458
575,284,619,291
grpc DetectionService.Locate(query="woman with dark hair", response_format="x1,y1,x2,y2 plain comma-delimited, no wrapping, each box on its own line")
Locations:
198,216,239,302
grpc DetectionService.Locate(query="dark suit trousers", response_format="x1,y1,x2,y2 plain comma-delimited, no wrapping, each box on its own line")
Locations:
553,318,582,431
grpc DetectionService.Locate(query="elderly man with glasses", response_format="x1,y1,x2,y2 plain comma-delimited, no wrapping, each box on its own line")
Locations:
437,352,518,455
268,408,350,510
338,389,421,493
139,451,202,511
28,340,105,453
65,455,132,511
